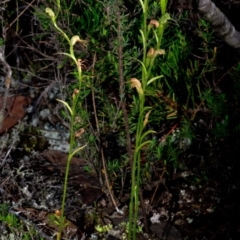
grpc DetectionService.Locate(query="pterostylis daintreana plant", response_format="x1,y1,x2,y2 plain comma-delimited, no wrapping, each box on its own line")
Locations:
45,4,87,240
128,0,170,239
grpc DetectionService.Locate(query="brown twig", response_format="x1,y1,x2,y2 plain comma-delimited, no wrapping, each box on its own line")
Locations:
0,33,12,130
5,0,36,32
90,52,122,213
91,53,100,134
100,147,122,213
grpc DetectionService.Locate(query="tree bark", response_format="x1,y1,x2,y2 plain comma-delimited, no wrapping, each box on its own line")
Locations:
197,0,240,49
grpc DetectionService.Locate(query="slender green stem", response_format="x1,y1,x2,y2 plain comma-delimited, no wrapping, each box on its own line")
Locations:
58,111,75,236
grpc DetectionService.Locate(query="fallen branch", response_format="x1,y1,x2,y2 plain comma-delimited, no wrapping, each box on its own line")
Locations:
197,0,240,49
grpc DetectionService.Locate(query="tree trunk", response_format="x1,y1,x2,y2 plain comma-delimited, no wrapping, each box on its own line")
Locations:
197,0,240,49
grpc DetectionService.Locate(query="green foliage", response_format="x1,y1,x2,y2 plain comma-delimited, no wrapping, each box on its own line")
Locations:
0,37,4,46
213,115,229,139
0,204,43,239
33,0,240,238
107,159,122,173
34,6,53,31
160,29,189,83
197,19,215,54
41,1,221,238
0,204,20,229
202,90,227,117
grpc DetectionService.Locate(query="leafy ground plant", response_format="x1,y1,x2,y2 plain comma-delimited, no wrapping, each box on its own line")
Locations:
0,203,44,240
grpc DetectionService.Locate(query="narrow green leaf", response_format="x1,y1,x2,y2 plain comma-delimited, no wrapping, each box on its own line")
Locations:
56,99,73,115
139,0,145,13
147,75,164,85
132,57,147,77
140,130,156,143
135,140,153,153
69,143,88,159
